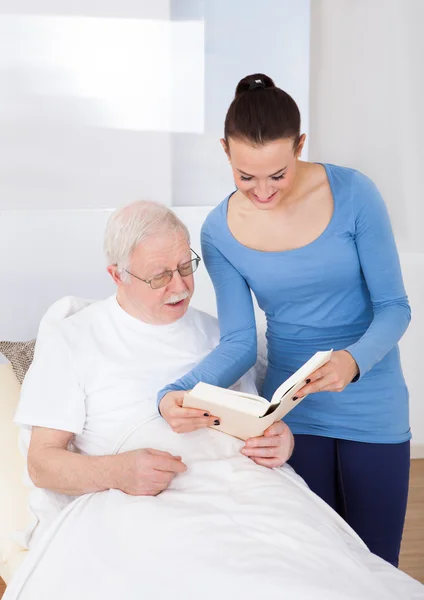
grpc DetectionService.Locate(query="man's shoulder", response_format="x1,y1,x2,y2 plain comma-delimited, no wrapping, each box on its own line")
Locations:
39,296,112,346
63,297,110,325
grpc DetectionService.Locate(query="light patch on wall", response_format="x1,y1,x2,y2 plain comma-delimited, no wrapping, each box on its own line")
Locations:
0,15,204,133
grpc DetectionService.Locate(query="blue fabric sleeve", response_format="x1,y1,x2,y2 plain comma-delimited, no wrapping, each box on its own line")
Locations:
157,220,257,405
345,172,411,378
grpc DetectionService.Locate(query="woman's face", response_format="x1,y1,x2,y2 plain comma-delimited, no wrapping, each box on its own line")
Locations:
223,136,304,210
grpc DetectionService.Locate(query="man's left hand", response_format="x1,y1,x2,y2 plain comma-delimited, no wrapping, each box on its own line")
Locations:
241,421,294,468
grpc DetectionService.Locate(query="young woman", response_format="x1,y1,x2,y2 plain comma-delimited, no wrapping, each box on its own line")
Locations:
158,74,411,567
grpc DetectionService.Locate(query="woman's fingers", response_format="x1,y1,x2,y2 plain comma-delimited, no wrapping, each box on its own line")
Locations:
168,416,220,433
295,373,336,398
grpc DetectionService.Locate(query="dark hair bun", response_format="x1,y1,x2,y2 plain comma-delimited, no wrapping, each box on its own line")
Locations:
225,73,301,145
235,73,276,98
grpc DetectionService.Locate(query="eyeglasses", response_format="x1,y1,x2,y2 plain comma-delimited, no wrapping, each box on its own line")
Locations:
124,249,201,290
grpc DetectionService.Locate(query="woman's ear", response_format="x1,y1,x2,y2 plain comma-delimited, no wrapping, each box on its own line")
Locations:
295,134,306,158
220,138,230,160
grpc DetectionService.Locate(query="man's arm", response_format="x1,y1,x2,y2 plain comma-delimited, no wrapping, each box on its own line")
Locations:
28,427,187,497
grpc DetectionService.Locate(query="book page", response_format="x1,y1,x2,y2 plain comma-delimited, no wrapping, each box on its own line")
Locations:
269,350,333,406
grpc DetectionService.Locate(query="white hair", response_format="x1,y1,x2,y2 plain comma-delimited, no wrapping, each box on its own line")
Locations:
104,200,190,282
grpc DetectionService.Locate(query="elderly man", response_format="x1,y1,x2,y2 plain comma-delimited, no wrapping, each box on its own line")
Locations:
14,200,292,541
8,201,423,600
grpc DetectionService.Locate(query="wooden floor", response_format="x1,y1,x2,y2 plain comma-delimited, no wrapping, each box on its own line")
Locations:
400,459,424,582
1,459,423,597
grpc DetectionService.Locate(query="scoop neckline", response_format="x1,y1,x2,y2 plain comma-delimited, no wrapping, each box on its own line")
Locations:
222,162,337,255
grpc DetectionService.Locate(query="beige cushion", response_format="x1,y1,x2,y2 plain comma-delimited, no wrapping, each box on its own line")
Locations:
0,364,30,584
0,341,35,385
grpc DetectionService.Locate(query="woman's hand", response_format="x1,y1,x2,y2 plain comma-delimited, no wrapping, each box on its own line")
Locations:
241,421,294,468
159,391,220,434
295,350,359,398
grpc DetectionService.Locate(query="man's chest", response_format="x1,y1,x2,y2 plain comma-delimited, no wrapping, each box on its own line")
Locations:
74,333,216,415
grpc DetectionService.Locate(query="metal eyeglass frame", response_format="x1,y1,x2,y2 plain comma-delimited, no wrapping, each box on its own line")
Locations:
124,248,201,289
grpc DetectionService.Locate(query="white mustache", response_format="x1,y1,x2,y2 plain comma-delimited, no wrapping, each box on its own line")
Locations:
164,291,190,305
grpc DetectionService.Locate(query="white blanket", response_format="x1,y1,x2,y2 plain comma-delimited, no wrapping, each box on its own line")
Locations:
5,416,424,600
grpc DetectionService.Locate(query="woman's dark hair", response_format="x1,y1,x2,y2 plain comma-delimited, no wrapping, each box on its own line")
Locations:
224,73,301,147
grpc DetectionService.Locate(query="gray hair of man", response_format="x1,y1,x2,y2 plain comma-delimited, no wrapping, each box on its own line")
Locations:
104,200,190,283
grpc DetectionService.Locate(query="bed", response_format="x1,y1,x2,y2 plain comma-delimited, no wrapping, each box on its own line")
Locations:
1,321,424,599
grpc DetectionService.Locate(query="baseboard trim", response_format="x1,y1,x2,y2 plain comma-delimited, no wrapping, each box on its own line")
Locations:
411,442,424,459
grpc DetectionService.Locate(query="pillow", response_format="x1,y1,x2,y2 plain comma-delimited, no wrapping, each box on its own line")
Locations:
0,298,95,585
0,341,35,385
0,364,30,584
0,296,95,385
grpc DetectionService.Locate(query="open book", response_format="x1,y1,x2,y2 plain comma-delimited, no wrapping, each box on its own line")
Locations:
183,350,332,440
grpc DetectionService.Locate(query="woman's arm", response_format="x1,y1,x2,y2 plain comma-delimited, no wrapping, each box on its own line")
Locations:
157,221,257,406
345,172,411,378
298,172,411,397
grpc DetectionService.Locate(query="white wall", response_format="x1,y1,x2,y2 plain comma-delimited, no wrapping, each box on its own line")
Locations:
0,2,205,209
0,1,310,210
172,0,311,206
309,0,424,251
0,0,170,18
309,0,424,454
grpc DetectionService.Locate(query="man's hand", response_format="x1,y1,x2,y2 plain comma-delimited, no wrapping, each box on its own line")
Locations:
295,350,359,399
114,448,187,496
159,390,220,434
241,421,294,468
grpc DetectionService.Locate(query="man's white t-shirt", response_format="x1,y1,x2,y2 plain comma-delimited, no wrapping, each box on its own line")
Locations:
14,295,257,545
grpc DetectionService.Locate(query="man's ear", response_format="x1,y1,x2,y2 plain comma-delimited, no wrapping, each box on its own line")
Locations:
107,265,122,285
295,133,306,159
220,138,230,160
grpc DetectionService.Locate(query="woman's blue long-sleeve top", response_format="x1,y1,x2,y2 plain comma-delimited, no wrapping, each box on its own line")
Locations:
158,164,411,443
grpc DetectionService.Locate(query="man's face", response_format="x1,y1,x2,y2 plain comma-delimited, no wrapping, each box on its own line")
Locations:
111,229,195,325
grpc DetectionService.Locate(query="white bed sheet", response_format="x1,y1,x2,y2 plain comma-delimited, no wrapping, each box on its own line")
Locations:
4,416,424,600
